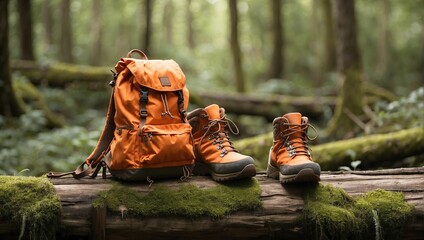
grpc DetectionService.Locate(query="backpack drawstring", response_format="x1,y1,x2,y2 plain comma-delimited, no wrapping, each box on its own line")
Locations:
160,93,174,119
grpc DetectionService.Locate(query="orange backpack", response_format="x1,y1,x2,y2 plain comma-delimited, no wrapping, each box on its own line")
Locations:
50,49,195,181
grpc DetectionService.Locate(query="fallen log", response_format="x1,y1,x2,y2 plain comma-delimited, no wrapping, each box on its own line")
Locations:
11,60,331,119
235,127,424,170
10,60,111,88
189,91,334,120
1,168,423,240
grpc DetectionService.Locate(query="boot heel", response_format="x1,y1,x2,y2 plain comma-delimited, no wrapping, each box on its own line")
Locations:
266,148,279,179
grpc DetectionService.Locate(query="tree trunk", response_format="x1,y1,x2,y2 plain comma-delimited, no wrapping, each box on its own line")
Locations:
16,0,35,61
310,0,324,87
41,0,54,53
143,0,153,55
269,0,284,80
228,0,246,93
421,16,424,86
186,0,195,50
1,168,422,240
321,0,336,72
235,127,424,171
90,0,103,66
0,0,24,117
60,0,74,63
377,0,391,76
326,0,365,140
163,0,174,46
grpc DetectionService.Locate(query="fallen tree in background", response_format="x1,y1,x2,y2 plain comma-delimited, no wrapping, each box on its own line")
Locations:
11,60,331,120
10,60,111,88
189,91,332,121
235,127,424,170
11,60,396,121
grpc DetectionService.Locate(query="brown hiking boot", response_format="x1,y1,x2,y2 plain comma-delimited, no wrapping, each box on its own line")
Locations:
188,104,256,182
267,112,320,183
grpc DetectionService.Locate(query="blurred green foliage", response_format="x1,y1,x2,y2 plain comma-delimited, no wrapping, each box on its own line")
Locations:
373,87,424,132
0,81,106,176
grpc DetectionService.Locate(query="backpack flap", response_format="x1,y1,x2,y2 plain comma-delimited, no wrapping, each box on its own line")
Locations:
123,58,186,91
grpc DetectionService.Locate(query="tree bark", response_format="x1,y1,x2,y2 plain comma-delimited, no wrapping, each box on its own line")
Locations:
90,0,103,66
0,0,24,117
235,127,424,171
377,0,391,76
17,0,35,61
60,0,74,63
163,0,174,46
143,0,153,55
326,0,365,140
229,0,246,92
321,0,336,72
269,0,284,80
1,168,423,240
41,0,54,53
186,0,195,50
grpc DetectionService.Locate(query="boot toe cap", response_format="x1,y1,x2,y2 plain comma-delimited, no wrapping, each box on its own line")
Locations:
210,156,255,174
279,162,321,176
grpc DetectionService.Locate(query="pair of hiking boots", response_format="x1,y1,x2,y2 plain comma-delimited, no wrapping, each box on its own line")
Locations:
188,104,321,183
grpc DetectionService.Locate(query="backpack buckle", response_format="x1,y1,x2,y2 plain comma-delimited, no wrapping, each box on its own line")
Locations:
140,88,149,103
139,109,148,118
109,70,118,87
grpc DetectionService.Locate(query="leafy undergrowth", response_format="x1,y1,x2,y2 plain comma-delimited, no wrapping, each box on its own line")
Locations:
93,178,262,219
0,176,61,240
301,184,414,240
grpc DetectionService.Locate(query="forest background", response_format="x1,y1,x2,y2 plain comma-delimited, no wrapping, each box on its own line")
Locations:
0,0,423,176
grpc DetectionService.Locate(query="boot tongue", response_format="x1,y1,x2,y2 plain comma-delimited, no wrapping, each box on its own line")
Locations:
205,104,221,120
283,112,302,124
282,112,303,138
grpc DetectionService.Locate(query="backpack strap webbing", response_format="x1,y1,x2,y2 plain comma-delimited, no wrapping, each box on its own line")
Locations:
48,88,116,179
176,90,186,122
137,87,148,137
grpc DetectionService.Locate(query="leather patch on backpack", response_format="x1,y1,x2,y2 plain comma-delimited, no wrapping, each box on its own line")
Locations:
159,76,171,87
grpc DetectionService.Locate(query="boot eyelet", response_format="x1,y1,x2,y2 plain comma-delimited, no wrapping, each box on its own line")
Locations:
220,149,228,157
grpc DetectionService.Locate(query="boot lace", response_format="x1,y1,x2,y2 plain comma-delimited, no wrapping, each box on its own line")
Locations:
199,114,240,157
275,121,317,159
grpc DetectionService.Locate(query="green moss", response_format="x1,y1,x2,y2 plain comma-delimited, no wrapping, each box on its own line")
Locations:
301,184,414,240
93,178,262,219
355,190,415,238
0,176,61,240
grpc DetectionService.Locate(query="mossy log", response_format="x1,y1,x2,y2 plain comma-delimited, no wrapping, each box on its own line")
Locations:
1,168,423,240
236,127,424,170
189,91,334,120
11,60,111,88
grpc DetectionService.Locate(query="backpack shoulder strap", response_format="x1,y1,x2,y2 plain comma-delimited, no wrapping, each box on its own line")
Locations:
48,86,116,179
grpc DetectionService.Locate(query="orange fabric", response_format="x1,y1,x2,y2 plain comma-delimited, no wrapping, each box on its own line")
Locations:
270,113,315,166
107,52,194,170
191,105,249,164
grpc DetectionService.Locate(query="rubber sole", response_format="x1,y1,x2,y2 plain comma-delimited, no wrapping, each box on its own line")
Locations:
266,149,320,184
193,162,257,182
